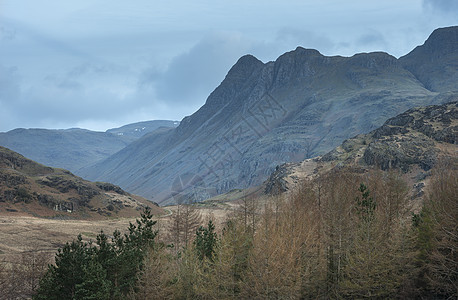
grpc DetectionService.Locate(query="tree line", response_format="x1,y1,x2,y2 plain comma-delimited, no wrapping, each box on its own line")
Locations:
136,164,457,299
1,162,455,299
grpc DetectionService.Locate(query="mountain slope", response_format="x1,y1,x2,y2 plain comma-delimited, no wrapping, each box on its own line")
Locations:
0,146,163,218
265,101,457,196
400,26,458,92
81,27,458,205
0,120,178,174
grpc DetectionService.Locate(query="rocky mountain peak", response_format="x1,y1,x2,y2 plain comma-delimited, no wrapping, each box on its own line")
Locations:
412,26,458,58
225,54,264,80
270,47,324,86
399,26,458,92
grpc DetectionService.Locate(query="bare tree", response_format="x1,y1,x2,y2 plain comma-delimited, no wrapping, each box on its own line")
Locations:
169,202,202,252
421,160,458,298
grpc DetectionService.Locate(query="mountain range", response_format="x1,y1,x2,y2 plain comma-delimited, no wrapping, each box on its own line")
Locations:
0,120,179,173
1,26,456,206
77,26,457,205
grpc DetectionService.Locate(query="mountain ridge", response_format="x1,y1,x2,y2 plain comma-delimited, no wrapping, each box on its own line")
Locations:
400,25,458,92
79,26,457,205
0,120,179,174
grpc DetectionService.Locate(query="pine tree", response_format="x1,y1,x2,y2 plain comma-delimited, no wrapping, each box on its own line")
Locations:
34,207,158,299
74,258,111,300
34,235,90,299
194,220,218,262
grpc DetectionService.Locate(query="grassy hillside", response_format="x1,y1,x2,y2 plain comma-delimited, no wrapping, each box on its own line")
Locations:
0,146,163,219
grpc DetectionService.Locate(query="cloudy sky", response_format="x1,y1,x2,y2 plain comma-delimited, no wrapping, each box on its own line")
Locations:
0,0,457,132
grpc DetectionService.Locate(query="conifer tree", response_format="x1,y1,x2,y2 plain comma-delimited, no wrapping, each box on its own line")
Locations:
34,207,158,300
194,220,218,262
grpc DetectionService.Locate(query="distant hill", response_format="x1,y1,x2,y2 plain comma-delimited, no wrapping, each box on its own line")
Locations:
0,146,163,218
80,26,457,205
107,120,179,140
0,120,179,174
265,101,457,196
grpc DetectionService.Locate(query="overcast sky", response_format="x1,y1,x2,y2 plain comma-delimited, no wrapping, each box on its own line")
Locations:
0,0,457,132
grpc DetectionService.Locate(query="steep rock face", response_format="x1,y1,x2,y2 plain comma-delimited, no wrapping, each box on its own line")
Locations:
81,27,457,205
400,26,458,92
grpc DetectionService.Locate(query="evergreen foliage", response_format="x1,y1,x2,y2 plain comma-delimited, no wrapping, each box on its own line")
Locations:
194,220,218,261
33,207,157,299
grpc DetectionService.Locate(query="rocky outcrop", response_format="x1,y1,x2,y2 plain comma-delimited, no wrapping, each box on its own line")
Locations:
96,182,127,195
264,163,294,195
363,102,457,171
362,138,438,171
263,102,457,196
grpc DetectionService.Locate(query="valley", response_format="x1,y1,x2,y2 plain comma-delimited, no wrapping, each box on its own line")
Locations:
0,25,456,299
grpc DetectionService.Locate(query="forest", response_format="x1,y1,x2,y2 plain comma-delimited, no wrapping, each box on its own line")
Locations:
1,163,456,299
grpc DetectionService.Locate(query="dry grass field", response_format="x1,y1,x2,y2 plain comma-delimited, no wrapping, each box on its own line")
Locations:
0,215,140,261
0,186,273,267
0,202,233,263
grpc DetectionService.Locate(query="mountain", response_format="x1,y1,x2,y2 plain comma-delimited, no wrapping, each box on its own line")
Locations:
400,26,458,92
0,146,163,218
264,101,457,196
77,27,458,205
0,120,179,174
106,120,180,141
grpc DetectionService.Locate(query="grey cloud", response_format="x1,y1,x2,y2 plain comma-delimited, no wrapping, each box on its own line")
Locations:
140,33,252,106
2,17,96,61
356,31,387,48
0,26,16,41
0,63,135,131
423,0,458,14
0,65,24,131
0,65,21,104
275,28,335,54
67,62,122,78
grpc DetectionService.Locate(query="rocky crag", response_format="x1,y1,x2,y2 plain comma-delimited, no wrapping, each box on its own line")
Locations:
265,101,457,196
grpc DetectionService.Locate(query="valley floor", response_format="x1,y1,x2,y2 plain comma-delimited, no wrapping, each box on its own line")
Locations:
0,216,140,262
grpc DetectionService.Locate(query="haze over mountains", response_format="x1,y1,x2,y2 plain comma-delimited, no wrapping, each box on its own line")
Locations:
78,26,457,205
0,120,179,173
